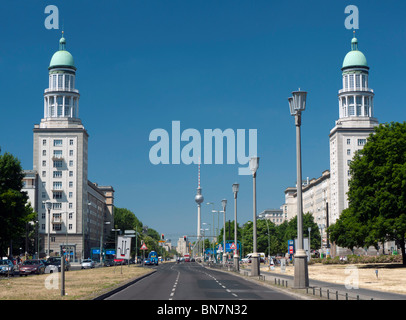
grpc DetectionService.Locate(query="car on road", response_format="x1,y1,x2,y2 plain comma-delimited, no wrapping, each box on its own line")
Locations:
19,259,45,276
0,259,15,276
42,260,58,273
143,258,151,265
47,257,70,271
81,259,95,269
103,259,115,267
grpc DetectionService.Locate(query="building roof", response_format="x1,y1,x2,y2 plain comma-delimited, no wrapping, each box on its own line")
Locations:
49,33,76,70
342,35,368,69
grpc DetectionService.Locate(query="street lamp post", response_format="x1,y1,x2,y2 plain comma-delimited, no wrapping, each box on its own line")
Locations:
249,157,260,276
232,183,239,271
45,201,52,257
308,227,311,261
288,89,309,288
221,199,227,266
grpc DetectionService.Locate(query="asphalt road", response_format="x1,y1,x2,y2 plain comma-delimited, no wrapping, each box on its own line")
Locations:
105,262,298,300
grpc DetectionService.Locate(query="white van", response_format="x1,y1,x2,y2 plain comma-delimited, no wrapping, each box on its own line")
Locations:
242,253,265,263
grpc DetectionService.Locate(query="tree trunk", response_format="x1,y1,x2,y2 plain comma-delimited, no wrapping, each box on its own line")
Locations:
400,239,406,266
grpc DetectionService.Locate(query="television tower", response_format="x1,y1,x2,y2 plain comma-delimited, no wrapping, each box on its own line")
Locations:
194,159,204,250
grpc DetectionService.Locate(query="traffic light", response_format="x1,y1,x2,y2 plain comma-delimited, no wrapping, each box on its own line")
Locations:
184,236,187,242
161,234,164,240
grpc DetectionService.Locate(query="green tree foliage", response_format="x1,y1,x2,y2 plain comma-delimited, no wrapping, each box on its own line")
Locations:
329,122,406,264
0,149,36,256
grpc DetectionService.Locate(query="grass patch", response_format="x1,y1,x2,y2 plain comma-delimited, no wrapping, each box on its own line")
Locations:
0,265,154,300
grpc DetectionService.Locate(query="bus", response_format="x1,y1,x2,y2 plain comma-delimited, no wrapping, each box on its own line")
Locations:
148,251,159,265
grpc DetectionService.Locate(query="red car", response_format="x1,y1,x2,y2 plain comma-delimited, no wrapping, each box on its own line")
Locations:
19,260,45,276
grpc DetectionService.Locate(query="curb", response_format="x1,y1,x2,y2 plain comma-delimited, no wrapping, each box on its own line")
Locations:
93,270,157,300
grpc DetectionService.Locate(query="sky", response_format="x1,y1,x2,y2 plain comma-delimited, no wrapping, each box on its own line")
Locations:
1,1,405,245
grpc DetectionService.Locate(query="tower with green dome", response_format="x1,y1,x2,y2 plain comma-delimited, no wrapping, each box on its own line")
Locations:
43,32,80,121
33,33,90,260
329,33,379,255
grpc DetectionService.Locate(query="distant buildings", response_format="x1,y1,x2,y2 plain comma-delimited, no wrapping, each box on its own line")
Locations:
22,33,114,261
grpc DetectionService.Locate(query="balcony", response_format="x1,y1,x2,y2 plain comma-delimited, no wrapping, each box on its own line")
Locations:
44,88,79,94
338,87,374,94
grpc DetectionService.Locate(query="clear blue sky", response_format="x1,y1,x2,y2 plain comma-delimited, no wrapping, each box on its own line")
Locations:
1,1,405,244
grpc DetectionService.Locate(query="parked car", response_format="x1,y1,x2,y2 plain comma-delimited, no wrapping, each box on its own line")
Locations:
103,259,115,267
42,260,58,274
0,259,15,276
19,259,45,276
47,257,70,271
81,259,95,269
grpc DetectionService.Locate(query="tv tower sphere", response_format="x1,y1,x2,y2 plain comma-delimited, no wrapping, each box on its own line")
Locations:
195,188,204,204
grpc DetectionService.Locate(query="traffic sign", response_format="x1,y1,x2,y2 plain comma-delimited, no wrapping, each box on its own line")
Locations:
116,236,131,259
125,230,136,234
140,243,148,250
230,243,237,250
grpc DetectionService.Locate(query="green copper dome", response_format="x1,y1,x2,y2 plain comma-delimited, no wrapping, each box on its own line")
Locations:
48,33,76,70
342,36,368,69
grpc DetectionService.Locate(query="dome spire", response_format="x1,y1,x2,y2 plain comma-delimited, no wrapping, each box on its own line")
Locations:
59,30,66,51
351,30,358,51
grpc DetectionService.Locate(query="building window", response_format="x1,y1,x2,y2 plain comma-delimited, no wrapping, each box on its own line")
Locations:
53,192,62,199
347,139,351,145
42,150,46,156
42,224,45,230
69,212,73,219
42,192,46,198
53,203,62,210
69,224,72,230
53,171,62,178
42,171,46,177
347,149,351,155
53,150,63,159
43,139,47,146
69,160,73,167
53,181,62,190
69,181,73,188
349,74,354,89
69,203,73,209
69,192,73,198
355,75,360,89
58,75,63,88
69,171,73,177
53,160,63,168
358,139,366,146
53,224,62,231
347,160,351,166
42,160,46,166
356,96,362,116
69,150,73,156
53,139,63,147
69,139,74,145
41,213,45,219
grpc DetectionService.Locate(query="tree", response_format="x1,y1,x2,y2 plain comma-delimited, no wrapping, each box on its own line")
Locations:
0,149,35,256
329,122,406,264
282,213,320,251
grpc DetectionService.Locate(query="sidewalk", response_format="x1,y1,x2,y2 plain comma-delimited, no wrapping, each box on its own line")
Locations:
227,263,406,300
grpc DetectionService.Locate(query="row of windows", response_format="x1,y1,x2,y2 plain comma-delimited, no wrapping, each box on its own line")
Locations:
41,224,73,231
343,74,368,90
42,170,74,178
346,138,366,146
42,191,75,199
42,139,75,146
41,202,74,211
49,74,75,90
